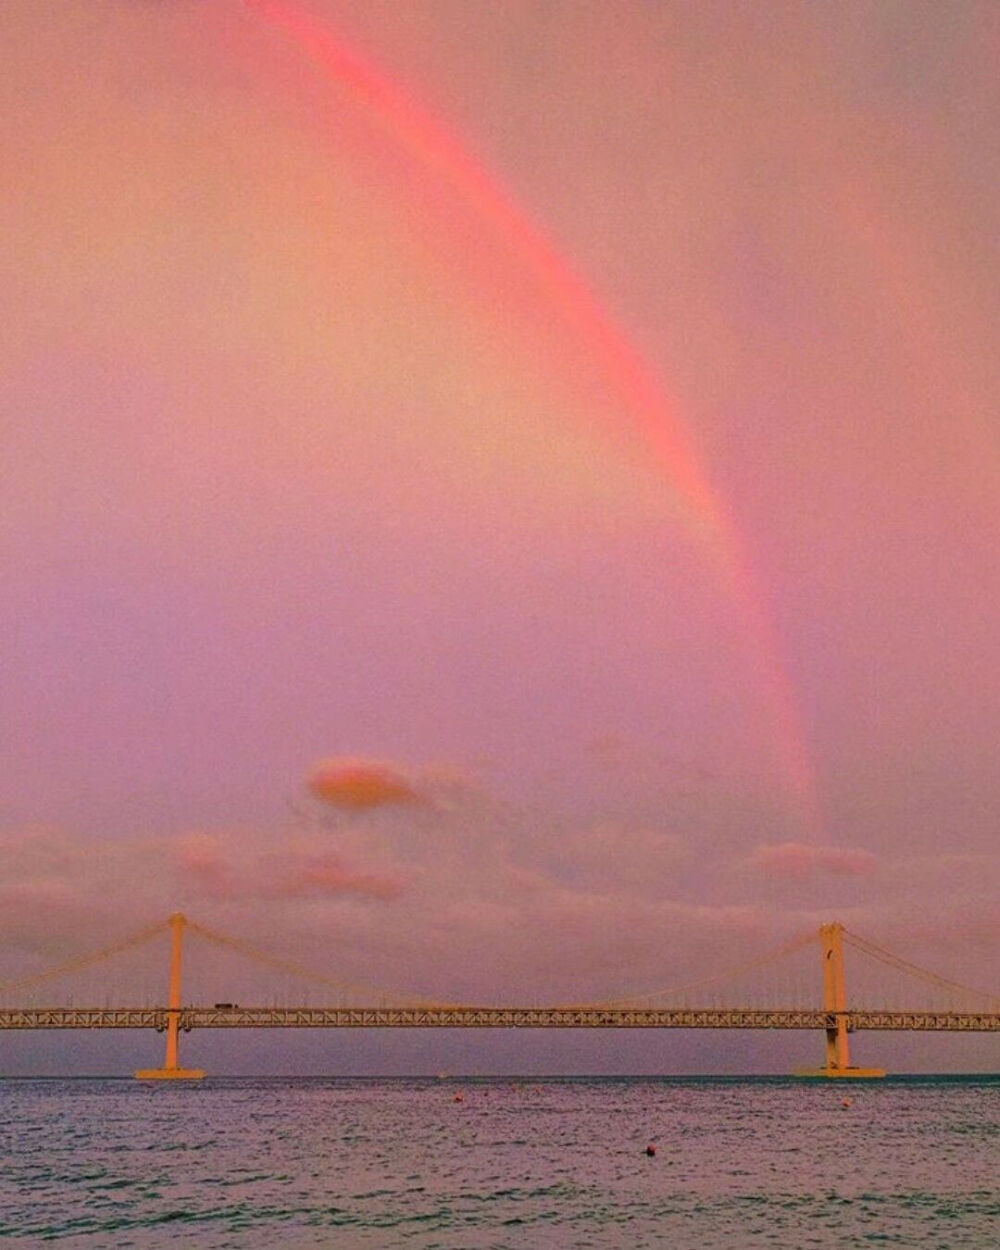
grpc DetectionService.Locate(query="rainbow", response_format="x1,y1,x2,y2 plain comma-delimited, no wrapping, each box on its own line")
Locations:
245,0,819,836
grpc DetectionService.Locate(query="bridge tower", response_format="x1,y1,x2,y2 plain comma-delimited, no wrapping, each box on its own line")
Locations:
797,922,884,1079
135,913,205,1081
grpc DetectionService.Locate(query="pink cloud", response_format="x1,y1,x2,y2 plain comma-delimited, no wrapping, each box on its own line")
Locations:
168,835,402,904
262,853,402,902
1,803,992,1011
172,833,234,900
751,841,878,879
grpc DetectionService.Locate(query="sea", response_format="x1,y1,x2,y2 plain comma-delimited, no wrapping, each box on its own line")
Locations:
1,1076,996,1247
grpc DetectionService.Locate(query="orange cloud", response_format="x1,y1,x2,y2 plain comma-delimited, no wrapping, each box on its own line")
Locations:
307,758,420,811
751,841,878,879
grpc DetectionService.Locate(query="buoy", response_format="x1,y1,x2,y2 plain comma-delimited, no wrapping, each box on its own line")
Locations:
454,1092,464,1103
645,1143,656,1157
841,1098,853,1108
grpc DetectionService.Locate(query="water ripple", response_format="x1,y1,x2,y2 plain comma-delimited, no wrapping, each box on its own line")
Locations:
0,1076,997,1247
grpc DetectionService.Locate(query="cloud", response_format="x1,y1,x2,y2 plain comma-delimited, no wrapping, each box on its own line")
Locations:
169,833,402,904
173,832,234,899
258,852,402,902
307,758,421,811
1,795,993,1011
751,841,878,879
522,821,687,895
0,823,403,968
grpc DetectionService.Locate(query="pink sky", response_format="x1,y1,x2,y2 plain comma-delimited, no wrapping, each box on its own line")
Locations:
2,0,997,1073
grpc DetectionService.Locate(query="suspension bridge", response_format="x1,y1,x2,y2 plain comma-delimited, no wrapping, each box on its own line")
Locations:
1,915,996,1080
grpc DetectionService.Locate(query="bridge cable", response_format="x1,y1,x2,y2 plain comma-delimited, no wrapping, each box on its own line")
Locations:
842,929,998,1007
0,918,169,997
594,929,818,1008
184,920,456,1009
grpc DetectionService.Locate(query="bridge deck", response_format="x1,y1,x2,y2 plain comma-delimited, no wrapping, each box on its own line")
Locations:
1,1006,997,1031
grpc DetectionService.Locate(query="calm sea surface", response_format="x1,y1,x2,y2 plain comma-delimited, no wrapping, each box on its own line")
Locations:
1,1076,997,1247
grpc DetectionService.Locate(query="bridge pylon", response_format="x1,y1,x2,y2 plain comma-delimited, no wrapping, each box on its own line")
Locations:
795,922,885,1079
135,913,205,1081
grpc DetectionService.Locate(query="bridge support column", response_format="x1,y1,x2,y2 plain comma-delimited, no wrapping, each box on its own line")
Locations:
795,923,884,1079
822,922,851,1071
135,913,205,1080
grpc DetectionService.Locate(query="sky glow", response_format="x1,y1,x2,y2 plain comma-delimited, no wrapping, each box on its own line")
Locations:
1,0,997,1073
246,0,820,842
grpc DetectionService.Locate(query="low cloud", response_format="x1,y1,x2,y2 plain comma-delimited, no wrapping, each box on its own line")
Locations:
751,841,878,879
259,852,402,902
0,823,403,972
173,833,234,899
1,784,994,1010
170,833,402,904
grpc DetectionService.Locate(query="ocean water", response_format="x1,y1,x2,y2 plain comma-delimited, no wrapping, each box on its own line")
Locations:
1,1076,996,1247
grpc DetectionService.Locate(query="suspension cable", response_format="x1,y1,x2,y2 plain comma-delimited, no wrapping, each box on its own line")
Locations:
843,929,999,1006
185,920,454,1009
593,929,818,1008
0,918,169,996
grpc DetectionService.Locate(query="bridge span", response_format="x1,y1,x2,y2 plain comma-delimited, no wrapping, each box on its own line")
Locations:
2,1006,997,1033
2,914,996,1079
